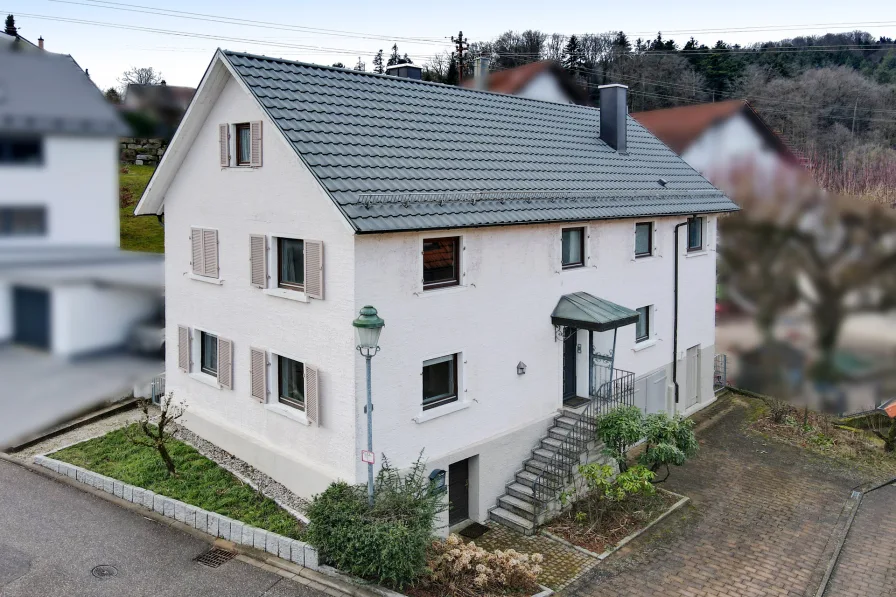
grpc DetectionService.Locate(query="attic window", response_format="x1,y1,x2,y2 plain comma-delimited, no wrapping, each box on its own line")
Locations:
657,178,668,187
235,123,251,166
423,237,460,290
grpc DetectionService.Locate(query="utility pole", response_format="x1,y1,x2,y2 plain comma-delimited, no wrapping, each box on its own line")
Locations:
451,30,468,83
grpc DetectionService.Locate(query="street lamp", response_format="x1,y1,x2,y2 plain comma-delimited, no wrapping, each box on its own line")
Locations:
353,305,384,506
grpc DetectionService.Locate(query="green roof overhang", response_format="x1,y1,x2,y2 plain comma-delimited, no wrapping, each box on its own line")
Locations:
551,292,640,332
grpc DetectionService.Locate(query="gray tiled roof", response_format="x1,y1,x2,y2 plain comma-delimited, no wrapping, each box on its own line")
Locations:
0,49,129,137
223,51,737,233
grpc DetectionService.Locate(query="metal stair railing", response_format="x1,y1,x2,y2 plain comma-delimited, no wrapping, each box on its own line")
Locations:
531,368,635,523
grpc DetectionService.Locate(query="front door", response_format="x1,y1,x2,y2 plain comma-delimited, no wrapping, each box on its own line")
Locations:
448,458,470,526
13,287,51,350
562,331,577,400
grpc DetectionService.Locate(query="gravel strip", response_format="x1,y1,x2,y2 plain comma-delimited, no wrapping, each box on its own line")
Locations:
8,407,310,520
7,408,146,463
170,423,310,518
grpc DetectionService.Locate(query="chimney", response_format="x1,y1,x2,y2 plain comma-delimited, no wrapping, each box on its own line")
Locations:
599,84,628,153
474,56,490,90
384,64,422,80
38,36,44,50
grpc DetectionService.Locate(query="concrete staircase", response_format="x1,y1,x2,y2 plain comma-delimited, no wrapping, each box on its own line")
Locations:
488,405,615,535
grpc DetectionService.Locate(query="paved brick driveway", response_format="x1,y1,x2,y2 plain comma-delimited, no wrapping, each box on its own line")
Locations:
825,483,896,597
565,397,880,597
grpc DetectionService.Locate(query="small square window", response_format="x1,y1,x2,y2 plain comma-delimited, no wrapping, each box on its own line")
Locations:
636,306,650,343
423,237,460,290
278,237,305,290
235,123,251,166
200,331,218,375
635,223,653,257
0,207,46,236
278,355,305,410
0,137,42,164
422,354,458,410
688,217,704,251
561,227,585,268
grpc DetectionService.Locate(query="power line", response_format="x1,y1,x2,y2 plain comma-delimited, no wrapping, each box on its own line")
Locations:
6,11,437,59
49,0,450,46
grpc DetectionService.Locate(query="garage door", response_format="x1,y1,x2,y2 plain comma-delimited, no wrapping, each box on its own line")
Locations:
13,287,50,350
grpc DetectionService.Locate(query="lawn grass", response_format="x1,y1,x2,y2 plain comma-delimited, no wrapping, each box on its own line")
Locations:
51,425,303,539
119,164,164,253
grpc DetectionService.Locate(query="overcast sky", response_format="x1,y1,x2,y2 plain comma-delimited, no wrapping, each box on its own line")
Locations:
6,0,896,91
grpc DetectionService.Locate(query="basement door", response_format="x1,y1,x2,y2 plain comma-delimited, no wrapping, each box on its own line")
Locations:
13,287,50,350
685,346,700,409
448,458,470,526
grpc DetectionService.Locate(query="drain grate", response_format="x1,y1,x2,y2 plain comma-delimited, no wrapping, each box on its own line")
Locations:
194,547,236,568
91,565,118,579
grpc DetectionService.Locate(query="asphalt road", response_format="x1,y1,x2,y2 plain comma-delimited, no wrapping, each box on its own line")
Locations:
0,459,326,597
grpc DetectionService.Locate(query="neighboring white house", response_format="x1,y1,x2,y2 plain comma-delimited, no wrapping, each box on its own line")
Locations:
135,50,737,534
0,49,163,357
464,60,589,105
633,100,804,187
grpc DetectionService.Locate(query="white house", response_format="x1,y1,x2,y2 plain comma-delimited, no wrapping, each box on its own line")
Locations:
0,49,163,357
464,60,589,105
135,50,737,534
633,100,804,187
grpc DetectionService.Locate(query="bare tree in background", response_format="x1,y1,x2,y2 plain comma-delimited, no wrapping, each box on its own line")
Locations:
118,66,163,94
125,393,185,475
720,167,896,383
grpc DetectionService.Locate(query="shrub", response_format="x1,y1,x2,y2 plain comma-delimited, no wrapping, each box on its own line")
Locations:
766,397,793,424
425,534,543,597
638,413,698,482
595,406,645,471
303,453,445,589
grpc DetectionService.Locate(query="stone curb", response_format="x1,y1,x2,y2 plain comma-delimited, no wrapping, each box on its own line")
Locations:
33,454,319,571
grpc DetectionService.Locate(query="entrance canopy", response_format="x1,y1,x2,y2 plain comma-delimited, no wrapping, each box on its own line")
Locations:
551,292,639,332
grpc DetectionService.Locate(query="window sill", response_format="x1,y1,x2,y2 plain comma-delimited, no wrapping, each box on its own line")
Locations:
189,372,222,389
561,264,586,272
685,249,709,258
188,273,224,285
632,338,658,352
417,284,468,298
413,400,470,423
265,403,309,425
221,165,258,171
634,254,657,261
263,287,309,303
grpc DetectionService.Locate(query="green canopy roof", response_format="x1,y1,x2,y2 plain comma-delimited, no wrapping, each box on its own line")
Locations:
551,292,640,332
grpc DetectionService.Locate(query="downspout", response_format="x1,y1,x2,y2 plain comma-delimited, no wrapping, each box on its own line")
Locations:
672,218,692,407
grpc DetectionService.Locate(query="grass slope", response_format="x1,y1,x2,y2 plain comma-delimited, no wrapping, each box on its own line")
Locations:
120,165,164,253
52,425,303,538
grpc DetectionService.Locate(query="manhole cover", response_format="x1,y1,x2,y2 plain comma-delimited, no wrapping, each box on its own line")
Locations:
194,547,236,568
91,565,118,579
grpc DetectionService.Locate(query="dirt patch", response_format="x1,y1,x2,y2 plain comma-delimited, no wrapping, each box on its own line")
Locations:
545,491,680,555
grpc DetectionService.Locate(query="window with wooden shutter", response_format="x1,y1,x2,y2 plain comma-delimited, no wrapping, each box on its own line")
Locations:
305,364,320,426
177,325,190,371
190,227,219,278
191,228,203,275
250,120,263,167
216,337,233,389
249,234,267,288
250,347,266,401
304,239,323,299
219,123,229,167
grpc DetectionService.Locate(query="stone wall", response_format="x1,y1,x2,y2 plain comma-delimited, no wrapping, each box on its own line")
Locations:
120,137,167,166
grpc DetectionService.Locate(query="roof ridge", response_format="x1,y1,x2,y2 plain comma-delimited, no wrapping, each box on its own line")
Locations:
220,49,601,112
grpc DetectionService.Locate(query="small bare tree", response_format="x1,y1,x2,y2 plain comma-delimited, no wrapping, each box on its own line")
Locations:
126,393,185,475
869,413,896,453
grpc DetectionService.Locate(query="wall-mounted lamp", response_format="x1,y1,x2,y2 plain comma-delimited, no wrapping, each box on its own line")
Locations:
517,361,527,375
429,469,447,494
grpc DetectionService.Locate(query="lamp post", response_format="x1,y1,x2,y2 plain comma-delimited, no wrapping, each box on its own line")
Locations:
352,305,385,506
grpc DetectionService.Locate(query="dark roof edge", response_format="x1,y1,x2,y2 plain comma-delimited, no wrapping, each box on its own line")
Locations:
353,205,740,234
221,50,601,113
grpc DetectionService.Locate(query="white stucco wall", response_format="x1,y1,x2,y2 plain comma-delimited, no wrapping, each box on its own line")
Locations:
681,112,785,184
51,283,158,357
517,72,576,104
0,136,120,248
353,215,719,516
162,73,358,498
